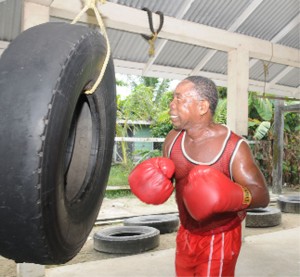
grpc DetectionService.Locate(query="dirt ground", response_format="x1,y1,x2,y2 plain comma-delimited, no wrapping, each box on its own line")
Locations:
1,190,299,277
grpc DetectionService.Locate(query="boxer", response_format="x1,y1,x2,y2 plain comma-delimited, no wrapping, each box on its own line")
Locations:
129,76,270,276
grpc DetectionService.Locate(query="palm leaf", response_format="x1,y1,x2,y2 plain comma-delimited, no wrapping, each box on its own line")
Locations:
253,97,273,121
253,121,271,140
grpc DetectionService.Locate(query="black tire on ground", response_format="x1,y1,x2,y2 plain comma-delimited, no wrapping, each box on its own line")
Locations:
277,195,300,214
0,22,116,264
124,214,179,234
245,207,282,228
93,226,160,254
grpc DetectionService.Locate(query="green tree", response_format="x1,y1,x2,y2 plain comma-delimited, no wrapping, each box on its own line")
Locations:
117,78,170,165
151,91,173,138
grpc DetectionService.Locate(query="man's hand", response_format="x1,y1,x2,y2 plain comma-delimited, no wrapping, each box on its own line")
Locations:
128,157,175,205
183,165,252,221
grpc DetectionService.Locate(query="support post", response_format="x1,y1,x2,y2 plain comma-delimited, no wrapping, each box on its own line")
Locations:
272,100,284,194
227,47,249,136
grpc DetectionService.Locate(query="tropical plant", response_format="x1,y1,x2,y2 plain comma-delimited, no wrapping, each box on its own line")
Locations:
116,77,171,165
248,92,273,140
151,91,173,138
213,98,227,124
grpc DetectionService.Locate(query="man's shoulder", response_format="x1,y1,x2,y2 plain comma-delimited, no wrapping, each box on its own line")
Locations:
163,129,182,156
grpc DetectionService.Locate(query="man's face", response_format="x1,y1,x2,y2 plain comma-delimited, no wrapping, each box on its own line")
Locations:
169,81,201,130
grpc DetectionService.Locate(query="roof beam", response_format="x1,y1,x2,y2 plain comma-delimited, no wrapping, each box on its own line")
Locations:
50,1,300,68
248,14,300,88
25,0,54,6
249,14,300,69
113,59,299,99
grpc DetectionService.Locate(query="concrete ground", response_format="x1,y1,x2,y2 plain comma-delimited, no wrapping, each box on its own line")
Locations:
46,226,300,277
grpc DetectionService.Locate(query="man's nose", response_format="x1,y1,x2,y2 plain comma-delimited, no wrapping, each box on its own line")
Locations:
170,99,176,109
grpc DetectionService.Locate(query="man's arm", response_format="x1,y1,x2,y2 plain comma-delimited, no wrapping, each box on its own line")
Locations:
232,141,270,209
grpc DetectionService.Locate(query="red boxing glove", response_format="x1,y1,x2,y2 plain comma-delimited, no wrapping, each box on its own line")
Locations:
128,157,175,205
183,165,252,221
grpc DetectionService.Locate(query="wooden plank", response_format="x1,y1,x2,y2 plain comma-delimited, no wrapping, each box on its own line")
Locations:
281,104,300,113
114,137,165,142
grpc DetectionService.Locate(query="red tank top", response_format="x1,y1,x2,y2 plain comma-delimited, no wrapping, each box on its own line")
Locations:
169,127,246,235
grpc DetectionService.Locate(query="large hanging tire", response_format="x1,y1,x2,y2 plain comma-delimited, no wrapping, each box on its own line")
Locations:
93,226,160,254
0,22,116,264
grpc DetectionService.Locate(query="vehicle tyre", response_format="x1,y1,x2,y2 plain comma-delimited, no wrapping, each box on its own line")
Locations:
124,214,179,234
0,22,116,264
93,226,160,254
246,207,282,227
277,195,300,214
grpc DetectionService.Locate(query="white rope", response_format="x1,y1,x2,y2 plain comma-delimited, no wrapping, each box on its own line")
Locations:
71,0,111,95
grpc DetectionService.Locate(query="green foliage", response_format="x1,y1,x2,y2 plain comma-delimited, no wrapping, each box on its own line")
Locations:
107,163,134,186
133,149,162,164
214,98,227,124
120,84,156,121
253,121,271,140
248,92,274,140
105,190,133,199
251,96,273,121
151,91,173,137
284,102,300,132
218,86,227,99
116,76,172,166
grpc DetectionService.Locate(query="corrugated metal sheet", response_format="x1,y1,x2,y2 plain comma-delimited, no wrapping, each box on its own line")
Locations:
107,28,149,63
236,0,299,42
250,62,287,82
202,51,228,74
277,68,300,87
278,23,300,49
183,0,250,29
155,41,209,69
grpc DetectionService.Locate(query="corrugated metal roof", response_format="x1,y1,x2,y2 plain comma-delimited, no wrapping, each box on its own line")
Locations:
0,0,299,95
236,0,299,42
277,68,300,87
250,62,287,82
278,23,300,49
155,40,209,69
183,0,250,29
202,51,228,74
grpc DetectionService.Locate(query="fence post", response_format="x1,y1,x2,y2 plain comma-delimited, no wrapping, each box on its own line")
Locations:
272,100,284,194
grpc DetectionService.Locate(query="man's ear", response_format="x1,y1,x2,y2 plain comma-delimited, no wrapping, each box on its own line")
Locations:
198,100,210,115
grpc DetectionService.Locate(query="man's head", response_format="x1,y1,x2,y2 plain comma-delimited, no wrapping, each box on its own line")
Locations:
184,76,219,116
169,76,218,130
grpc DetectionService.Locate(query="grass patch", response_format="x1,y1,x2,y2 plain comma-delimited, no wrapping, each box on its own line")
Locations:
107,163,133,187
104,189,133,199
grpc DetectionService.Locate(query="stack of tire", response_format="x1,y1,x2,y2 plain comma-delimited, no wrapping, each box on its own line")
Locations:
245,207,282,228
277,195,300,214
246,194,300,228
93,214,179,254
